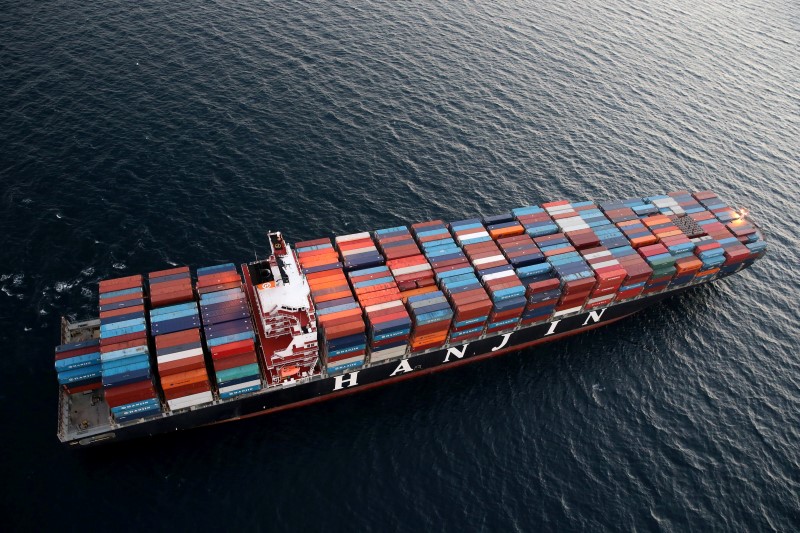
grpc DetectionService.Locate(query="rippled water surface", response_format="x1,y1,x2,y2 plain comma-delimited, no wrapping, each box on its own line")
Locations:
1,0,798,530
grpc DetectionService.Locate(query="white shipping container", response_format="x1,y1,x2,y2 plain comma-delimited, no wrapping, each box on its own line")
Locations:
583,250,612,260
554,306,582,317
458,229,490,238
365,300,404,313
342,245,377,256
472,254,505,266
336,232,372,243
369,346,408,363
482,270,515,282
157,347,204,364
168,391,214,411
591,260,620,269
326,354,365,368
392,263,432,276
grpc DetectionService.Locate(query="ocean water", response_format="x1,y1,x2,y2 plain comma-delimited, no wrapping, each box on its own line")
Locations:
1,0,798,530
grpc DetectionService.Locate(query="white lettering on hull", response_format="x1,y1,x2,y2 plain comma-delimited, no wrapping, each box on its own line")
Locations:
544,320,561,336
390,359,414,376
443,344,469,363
582,309,607,326
333,371,360,391
491,333,512,352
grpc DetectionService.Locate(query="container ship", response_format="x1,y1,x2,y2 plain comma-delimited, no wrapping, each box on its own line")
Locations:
55,190,766,446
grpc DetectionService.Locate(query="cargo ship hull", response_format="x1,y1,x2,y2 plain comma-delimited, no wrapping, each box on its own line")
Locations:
56,188,766,447
62,286,686,446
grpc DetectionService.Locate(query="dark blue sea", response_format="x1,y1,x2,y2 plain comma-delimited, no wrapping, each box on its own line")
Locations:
2,0,798,530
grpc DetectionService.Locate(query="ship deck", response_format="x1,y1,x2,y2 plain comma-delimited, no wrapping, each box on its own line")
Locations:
57,318,116,444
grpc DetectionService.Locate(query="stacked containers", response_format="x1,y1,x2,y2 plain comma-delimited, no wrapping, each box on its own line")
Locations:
579,246,628,309
364,301,412,363
148,267,214,410
375,227,435,292
416,220,490,342
512,205,558,238
425,222,491,342
694,191,738,222
98,275,161,422
463,239,526,333
666,190,707,215
406,220,468,344
148,266,194,307
406,290,454,351
547,201,602,250
297,240,366,374
348,266,411,363
498,233,554,323
642,214,698,290
608,246,653,300
618,197,659,218
636,242,676,294
645,194,686,216
522,278,561,324
450,218,492,246
599,200,639,224
154,328,212,407
616,220,658,249
534,230,596,316
335,232,384,272
197,264,261,399
483,213,525,240
54,338,102,395
496,234,545,268
691,192,765,275
149,301,212,410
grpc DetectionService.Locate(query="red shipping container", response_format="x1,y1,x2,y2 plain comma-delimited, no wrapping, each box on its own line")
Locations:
99,275,143,293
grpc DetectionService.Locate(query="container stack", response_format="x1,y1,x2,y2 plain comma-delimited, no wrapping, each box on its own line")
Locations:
666,191,707,214
463,240,526,333
97,275,161,422
512,205,558,238
642,215,696,256
297,242,366,374
364,300,412,363
54,338,101,395
723,218,766,272
693,191,738,223
615,220,657,249
407,290,454,351
294,238,342,275
335,232,384,272
496,234,546,268
579,246,627,309
608,246,653,300
154,328,213,408
545,201,605,250
598,201,639,224
636,243,676,294
197,264,260,399
375,227,435,292
424,231,493,343
483,213,525,240
618,197,659,218
347,266,411,363
643,195,686,216
147,267,214,410
148,266,194,307
521,278,562,324
450,218,492,246
533,233,596,316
